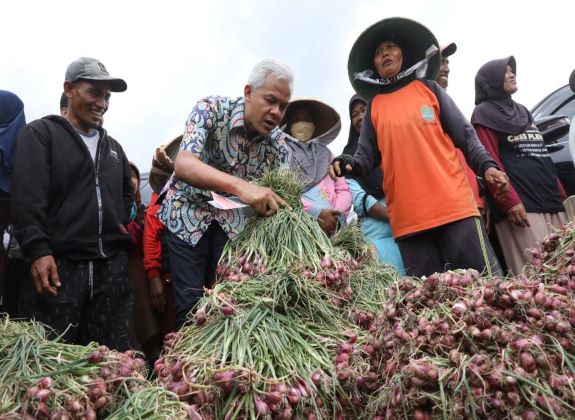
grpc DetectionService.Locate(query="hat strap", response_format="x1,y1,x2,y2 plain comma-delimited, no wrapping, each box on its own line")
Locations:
354,45,438,86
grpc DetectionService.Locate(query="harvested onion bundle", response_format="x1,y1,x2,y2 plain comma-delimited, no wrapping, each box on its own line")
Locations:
0,316,148,419
155,270,374,418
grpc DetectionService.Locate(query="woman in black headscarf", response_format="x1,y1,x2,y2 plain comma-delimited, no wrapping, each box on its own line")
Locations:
0,91,26,316
343,94,366,157
471,56,567,274
0,91,25,203
342,94,404,272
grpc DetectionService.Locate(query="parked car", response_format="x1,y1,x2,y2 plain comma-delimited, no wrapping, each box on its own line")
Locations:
532,83,575,195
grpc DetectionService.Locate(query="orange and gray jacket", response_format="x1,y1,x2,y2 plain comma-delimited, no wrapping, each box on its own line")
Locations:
351,79,498,239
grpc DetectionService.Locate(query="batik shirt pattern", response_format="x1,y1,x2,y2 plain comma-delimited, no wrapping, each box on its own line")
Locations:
159,96,288,246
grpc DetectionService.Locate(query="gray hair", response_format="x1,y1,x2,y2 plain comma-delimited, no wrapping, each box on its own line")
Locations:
247,58,294,93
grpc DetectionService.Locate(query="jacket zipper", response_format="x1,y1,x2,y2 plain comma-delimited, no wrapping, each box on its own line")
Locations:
65,119,108,258
95,131,106,258
89,260,94,298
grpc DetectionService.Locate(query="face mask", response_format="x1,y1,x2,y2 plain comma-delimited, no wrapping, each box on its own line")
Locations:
290,121,315,142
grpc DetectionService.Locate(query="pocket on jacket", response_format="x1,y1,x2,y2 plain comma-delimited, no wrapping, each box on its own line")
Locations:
104,183,129,225
49,189,98,241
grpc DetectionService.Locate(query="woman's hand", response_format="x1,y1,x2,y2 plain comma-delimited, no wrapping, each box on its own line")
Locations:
149,276,166,313
328,155,354,179
507,203,530,227
318,209,340,235
484,167,509,201
154,146,174,171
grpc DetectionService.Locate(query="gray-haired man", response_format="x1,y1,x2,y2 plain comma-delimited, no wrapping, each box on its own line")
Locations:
158,58,293,328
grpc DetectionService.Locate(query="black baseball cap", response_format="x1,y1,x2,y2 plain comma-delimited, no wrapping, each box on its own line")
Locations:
65,57,127,92
440,42,457,58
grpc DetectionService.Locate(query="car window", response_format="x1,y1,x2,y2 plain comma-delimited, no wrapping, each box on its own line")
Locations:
532,85,574,119
556,97,575,120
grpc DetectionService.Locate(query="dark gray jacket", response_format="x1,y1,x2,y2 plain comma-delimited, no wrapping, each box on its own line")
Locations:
12,115,133,261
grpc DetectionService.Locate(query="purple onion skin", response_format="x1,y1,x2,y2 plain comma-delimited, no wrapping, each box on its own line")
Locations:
88,351,103,363
221,305,235,316
189,404,202,420
253,396,270,416
35,388,52,401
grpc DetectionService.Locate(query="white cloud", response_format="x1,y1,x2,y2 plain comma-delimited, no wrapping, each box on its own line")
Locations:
2,0,574,174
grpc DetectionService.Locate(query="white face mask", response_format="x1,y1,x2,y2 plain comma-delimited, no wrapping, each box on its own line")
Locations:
290,121,315,142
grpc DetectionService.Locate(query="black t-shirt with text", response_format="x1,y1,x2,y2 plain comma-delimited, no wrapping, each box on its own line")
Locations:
496,123,563,216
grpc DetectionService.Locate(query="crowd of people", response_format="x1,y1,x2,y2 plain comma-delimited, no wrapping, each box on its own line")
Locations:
0,17,571,366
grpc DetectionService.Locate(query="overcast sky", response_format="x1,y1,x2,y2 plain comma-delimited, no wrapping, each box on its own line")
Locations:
3,0,574,174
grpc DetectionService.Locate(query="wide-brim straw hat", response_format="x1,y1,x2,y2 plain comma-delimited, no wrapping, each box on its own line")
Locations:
348,17,440,100
149,134,182,194
280,97,341,140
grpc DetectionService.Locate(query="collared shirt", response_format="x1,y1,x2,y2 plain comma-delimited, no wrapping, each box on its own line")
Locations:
158,96,288,246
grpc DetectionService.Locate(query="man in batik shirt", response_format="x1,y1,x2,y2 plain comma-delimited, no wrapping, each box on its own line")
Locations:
159,58,293,328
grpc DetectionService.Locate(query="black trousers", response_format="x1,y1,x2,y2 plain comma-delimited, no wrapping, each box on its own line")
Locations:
166,224,228,330
396,216,502,277
19,251,138,351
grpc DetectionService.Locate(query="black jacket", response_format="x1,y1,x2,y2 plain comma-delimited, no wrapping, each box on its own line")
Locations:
12,115,134,260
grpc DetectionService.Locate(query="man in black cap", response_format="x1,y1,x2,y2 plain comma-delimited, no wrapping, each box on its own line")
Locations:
436,42,456,90
12,57,137,350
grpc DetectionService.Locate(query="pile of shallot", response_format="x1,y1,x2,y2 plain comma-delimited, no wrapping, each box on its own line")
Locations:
364,267,575,419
